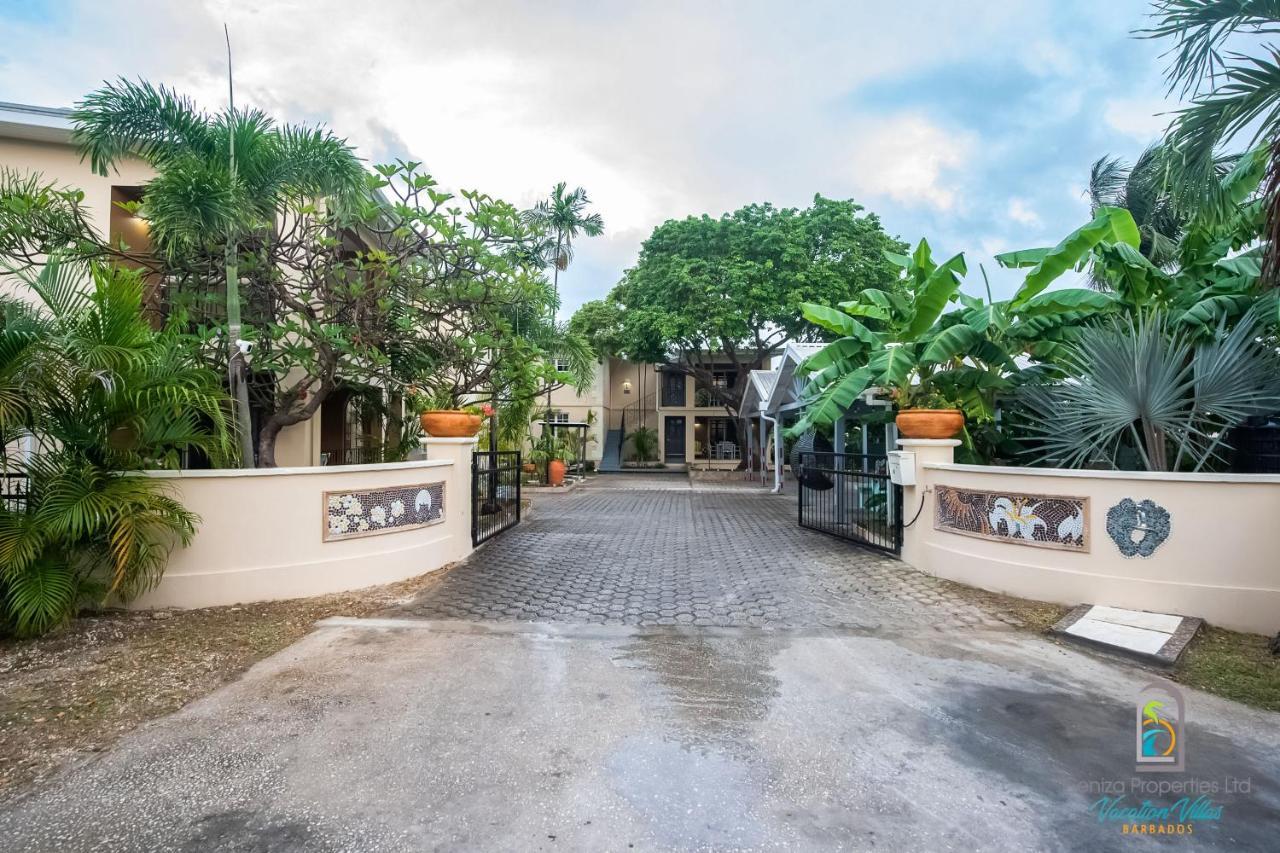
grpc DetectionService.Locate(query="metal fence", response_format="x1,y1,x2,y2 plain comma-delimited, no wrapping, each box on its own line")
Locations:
472,451,521,546
797,452,902,554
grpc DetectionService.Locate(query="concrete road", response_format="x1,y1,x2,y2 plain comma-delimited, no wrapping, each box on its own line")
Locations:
2,618,1277,852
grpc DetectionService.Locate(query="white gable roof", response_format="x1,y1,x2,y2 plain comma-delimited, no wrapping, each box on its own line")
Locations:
740,369,778,415
765,342,826,414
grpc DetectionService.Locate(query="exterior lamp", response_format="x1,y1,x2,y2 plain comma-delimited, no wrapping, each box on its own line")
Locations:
623,380,632,394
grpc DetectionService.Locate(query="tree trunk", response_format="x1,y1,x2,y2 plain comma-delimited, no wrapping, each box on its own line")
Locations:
257,381,334,467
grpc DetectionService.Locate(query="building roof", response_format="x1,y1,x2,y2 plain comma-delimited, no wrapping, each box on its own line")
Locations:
764,342,827,414
0,102,74,144
740,369,778,416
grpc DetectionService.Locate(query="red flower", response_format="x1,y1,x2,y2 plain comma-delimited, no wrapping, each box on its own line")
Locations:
481,403,495,417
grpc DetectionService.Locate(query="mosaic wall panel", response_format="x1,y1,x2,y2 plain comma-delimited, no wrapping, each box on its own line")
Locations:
324,482,445,541
934,485,1089,552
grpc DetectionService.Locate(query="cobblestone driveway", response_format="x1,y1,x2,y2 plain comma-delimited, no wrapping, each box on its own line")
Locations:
398,474,1003,631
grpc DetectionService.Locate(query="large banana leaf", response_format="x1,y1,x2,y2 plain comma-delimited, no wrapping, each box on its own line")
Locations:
1177,293,1257,331
799,303,875,341
799,336,875,375
1011,206,1140,308
1017,288,1119,317
870,344,915,388
994,247,1050,269
834,300,891,322
905,252,967,338
1093,242,1174,306
791,365,875,432
920,324,981,364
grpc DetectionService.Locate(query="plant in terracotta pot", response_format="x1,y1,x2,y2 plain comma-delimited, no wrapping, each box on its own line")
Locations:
527,431,576,485
411,387,491,438
887,379,966,440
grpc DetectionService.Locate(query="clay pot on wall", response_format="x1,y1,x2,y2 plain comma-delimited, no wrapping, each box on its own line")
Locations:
419,410,483,438
547,459,566,486
895,409,964,440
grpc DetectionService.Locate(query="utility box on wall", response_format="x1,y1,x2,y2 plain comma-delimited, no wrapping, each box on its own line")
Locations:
887,451,916,486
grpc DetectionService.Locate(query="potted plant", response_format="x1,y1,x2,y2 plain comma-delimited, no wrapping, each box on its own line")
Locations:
412,388,492,438
890,382,965,440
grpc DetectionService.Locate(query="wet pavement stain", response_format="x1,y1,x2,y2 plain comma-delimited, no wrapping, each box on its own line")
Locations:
613,631,783,747
940,684,1280,850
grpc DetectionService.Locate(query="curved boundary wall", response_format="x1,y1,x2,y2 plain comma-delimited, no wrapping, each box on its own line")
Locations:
131,438,476,609
898,440,1280,636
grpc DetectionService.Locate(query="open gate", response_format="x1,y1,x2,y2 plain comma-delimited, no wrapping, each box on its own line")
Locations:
472,451,521,546
797,451,902,555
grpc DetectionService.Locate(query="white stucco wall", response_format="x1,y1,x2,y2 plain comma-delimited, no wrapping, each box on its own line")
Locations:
131,438,476,609
898,440,1280,635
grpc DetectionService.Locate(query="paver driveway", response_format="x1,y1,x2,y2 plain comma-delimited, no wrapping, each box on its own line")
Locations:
3,475,1278,851
398,474,1001,632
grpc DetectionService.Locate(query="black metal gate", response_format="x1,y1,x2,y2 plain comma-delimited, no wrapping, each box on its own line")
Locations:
797,452,902,554
472,451,521,546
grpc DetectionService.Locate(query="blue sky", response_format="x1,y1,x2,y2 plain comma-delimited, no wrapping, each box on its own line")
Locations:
0,0,1179,312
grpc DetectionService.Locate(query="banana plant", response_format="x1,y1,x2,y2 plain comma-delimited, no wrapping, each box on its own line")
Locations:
995,152,1274,337
789,239,972,435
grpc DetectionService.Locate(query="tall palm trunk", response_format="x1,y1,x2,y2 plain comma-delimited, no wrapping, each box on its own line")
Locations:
224,28,256,468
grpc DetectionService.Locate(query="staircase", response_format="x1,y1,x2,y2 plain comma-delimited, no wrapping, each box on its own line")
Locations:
600,428,624,472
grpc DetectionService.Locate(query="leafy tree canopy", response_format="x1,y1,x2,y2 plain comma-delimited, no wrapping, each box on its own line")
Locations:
577,194,906,414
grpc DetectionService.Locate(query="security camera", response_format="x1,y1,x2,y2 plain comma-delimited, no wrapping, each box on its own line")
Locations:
236,339,253,355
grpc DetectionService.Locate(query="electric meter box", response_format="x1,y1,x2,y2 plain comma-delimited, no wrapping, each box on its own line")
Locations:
887,451,916,486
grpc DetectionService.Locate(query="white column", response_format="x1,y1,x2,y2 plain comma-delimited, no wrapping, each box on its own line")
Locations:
896,438,958,570
420,436,481,563
773,415,784,492
758,416,768,486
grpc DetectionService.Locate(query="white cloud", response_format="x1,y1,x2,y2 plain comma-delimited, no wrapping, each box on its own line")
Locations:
1007,197,1042,227
1103,96,1172,142
0,0,1176,312
846,115,974,212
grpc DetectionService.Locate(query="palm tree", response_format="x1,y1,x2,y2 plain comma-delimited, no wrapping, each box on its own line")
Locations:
70,78,364,465
523,182,605,313
1087,144,1185,269
1142,1,1280,279
0,257,235,636
522,183,603,476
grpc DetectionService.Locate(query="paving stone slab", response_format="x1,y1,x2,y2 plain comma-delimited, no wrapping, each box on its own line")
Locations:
1051,604,1203,666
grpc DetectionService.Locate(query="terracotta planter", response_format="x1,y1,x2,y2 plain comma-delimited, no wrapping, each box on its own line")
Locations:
547,459,566,486
522,462,537,474
419,410,483,438
895,408,964,440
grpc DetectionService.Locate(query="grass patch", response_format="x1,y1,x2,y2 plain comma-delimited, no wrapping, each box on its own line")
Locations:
1174,626,1280,712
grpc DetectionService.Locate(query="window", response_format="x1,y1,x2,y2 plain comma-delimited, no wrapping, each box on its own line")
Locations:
549,410,571,423
696,366,737,407
694,417,740,460
553,357,571,372
661,371,686,407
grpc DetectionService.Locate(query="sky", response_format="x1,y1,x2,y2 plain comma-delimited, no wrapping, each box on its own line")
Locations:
0,0,1180,313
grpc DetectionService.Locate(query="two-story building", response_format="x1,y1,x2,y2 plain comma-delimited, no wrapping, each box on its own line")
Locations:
0,101,385,469
537,355,757,471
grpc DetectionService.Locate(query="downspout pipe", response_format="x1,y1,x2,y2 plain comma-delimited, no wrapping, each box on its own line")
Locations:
760,412,783,494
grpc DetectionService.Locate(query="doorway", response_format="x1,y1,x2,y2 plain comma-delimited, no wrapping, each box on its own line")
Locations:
664,416,686,463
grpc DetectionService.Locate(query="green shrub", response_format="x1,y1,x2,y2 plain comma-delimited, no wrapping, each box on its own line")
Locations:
0,258,234,636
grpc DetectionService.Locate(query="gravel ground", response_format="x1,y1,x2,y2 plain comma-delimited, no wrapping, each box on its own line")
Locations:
0,568,451,797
